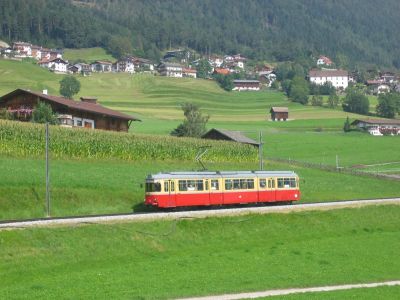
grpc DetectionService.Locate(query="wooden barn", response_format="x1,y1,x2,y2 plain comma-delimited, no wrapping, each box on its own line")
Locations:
0,89,140,132
270,107,288,121
202,128,260,147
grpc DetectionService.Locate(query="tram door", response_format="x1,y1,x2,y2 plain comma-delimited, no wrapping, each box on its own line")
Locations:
209,179,222,205
166,180,176,207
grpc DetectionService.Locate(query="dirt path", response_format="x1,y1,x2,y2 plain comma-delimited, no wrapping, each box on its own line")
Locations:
177,280,400,300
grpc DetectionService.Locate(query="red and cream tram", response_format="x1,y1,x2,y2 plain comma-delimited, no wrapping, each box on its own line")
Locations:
145,171,300,208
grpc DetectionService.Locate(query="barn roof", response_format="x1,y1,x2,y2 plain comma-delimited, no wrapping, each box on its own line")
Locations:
202,128,260,146
233,80,260,84
0,89,140,121
270,107,288,113
309,69,348,77
351,119,400,126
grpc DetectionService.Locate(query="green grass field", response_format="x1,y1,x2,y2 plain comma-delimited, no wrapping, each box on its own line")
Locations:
1,156,399,221
63,47,115,63
1,205,399,299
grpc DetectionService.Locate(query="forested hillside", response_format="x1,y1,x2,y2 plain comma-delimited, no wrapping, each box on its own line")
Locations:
1,0,399,68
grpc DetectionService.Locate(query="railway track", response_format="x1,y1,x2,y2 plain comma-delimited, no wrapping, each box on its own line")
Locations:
1,197,399,230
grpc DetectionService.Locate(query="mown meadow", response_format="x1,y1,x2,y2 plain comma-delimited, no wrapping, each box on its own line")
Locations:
1,205,399,299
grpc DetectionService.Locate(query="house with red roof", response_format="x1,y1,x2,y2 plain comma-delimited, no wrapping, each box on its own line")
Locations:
317,56,333,66
213,68,230,76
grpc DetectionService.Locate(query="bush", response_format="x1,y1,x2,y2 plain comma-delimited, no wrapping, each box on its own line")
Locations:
171,103,210,137
0,108,14,120
311,95,323,106
31,102,59,125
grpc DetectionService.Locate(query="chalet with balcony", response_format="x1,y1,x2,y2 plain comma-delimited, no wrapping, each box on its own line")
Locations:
0,89,140,132
232,80,260,91
158,62,183,77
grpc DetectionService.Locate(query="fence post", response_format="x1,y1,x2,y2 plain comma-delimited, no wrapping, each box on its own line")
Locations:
45,122,50,217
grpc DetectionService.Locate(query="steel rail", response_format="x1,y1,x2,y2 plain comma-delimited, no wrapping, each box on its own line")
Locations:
1,197,399,230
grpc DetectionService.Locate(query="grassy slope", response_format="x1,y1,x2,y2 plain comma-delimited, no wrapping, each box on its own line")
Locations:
1,205,399,299
63,47,115,63
1,156,399,220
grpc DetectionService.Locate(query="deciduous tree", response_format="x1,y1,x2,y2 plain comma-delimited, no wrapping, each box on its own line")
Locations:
59,76,81,99
376,92,400,118
171,103,209,137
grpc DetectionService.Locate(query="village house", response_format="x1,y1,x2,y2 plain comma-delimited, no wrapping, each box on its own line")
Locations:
380,72,397,84
77,63,92,76
182,68,197,78
40,48,63,61
202,128,260,147
365,80,390,95
317,55,333,66
91,61,113,72
232,80,261,91
0,89,140,132
208,56,224,68
12,42,32,57
351,119,400,136
132,57,154,71
114,57,135,73
270,107,289,121
157,62,183,77
38,58,69,73
309,69,349,90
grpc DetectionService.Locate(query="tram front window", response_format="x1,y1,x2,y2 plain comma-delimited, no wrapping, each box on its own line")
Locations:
146,182,161,192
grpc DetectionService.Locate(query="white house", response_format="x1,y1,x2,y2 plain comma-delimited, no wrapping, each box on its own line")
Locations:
115,57,135,73
12,42,32,57
209,56,224,68
309,69,349,89
158,62,183,77
38,58,68,73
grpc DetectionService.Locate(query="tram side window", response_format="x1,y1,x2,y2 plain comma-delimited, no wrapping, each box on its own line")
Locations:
171,181,175,192
146,182,161,192
277,178,284,188
240,179,253,189
259,179,266,188
196,180,204,191
267,179,271,189
178,179,204,191
179,180,187,191
164,182,169,192
290,178,296,188
211,179,219,190
233,179,240,190
225,179,232,190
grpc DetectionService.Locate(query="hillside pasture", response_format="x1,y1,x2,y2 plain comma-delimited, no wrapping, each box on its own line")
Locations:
1,206,399,299
63,47,115,63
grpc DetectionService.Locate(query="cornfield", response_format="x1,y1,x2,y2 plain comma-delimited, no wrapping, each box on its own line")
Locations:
0,120,258,162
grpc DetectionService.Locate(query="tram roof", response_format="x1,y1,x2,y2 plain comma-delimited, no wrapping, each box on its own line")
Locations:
146,171,298,180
